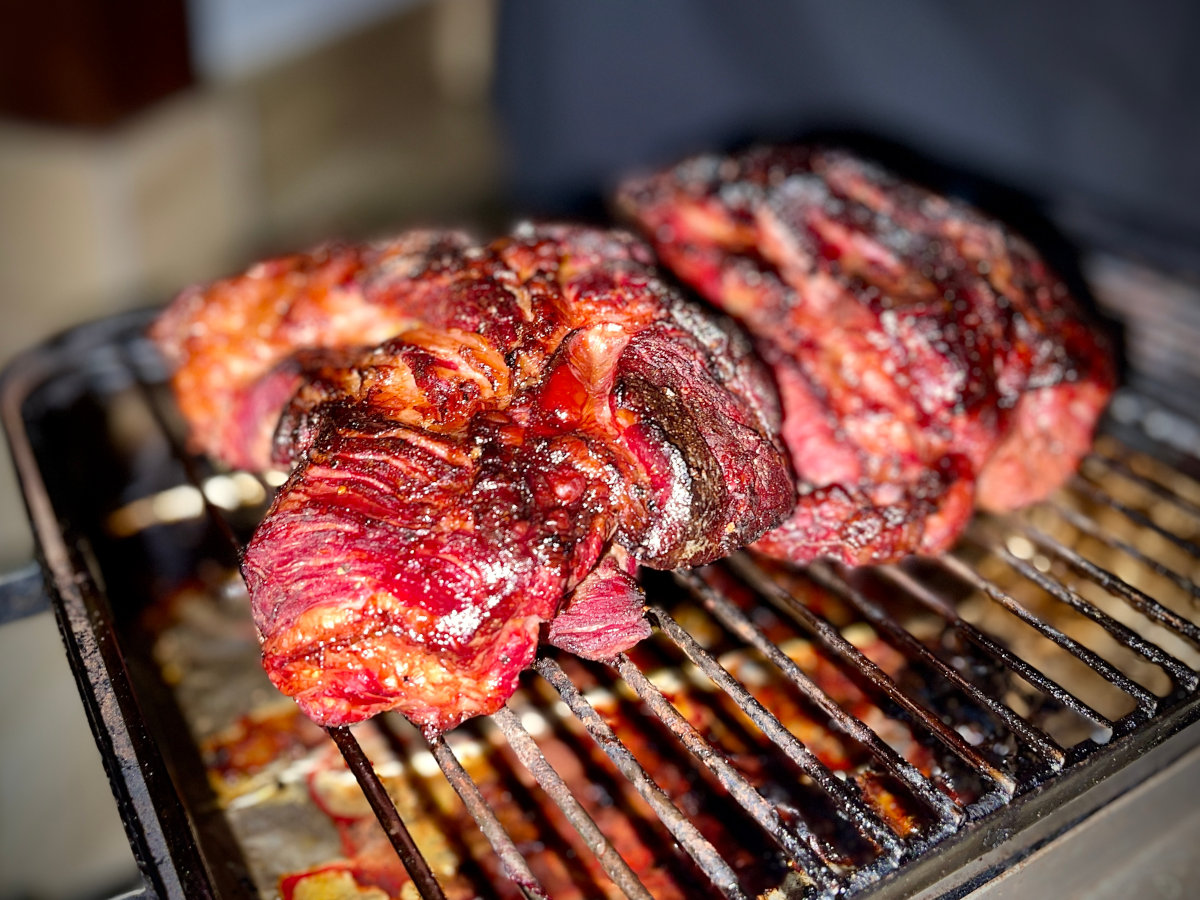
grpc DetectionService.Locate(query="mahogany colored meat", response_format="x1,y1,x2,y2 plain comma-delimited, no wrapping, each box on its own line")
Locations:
618,146,1114,565
150,231,474,472
153,224,793,734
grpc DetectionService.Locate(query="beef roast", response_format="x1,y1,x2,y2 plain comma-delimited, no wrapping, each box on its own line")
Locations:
618,146,1115,565
152,224,793,734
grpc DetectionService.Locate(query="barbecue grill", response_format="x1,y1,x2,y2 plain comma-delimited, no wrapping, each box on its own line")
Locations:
3,255,1200,899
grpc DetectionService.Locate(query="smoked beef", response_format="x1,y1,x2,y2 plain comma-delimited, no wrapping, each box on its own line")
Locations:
152,224,793,734
618,146,1115,565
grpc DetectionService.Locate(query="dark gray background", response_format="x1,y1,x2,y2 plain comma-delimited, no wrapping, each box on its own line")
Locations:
494,0,1200,271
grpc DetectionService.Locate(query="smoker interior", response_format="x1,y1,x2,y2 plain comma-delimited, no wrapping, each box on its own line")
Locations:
5,292,1200,899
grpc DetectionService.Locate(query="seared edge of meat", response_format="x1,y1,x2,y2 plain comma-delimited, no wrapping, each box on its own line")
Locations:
158,223,794,733
617,145,1114,565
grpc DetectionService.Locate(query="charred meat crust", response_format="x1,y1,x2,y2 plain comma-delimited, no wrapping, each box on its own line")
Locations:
618,145,1115,566
155,223,794,734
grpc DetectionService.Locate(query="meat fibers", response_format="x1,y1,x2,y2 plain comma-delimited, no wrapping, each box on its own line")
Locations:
152,224,794,734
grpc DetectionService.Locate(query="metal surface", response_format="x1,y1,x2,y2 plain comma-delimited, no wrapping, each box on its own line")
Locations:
0,312,206,900
4,305,1200,899
957,726,1200,899
900,704,1200,899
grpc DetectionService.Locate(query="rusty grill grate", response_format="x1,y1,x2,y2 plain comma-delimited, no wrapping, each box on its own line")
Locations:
6,307,1200,899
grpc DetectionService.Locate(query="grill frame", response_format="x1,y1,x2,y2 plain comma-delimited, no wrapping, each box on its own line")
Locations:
1,312,216,900
6,306,1200,899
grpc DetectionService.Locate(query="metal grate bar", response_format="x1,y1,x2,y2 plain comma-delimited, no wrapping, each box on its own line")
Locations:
731,556,1017,796
676,568,973,820
1121,391,1200,459
1066,477,1200,560
1016,518,1200,648
1085,450,1200,521
647,603,905,860
326,727,448,900
938,553,1159,714
877,565,1115,731
490,706,656,900
979,529,1199,691
427,736,550,900
534,658,748,899
611,652,837,889
811,563,1067,772
1037,502,1200,609
124,354,246,557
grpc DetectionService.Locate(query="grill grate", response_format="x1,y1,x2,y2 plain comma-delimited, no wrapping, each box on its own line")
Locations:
6,309,1200,899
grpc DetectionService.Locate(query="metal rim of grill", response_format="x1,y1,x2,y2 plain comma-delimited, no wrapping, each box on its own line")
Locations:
5,307,1200,899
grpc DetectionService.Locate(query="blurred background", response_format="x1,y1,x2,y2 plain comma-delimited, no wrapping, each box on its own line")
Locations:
0,1,1196,897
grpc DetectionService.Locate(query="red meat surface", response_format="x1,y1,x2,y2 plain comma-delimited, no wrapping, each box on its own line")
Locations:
618,146,1115,565
152,224,793,734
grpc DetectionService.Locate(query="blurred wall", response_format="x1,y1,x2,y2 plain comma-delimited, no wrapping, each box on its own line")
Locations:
494,0,1200,272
